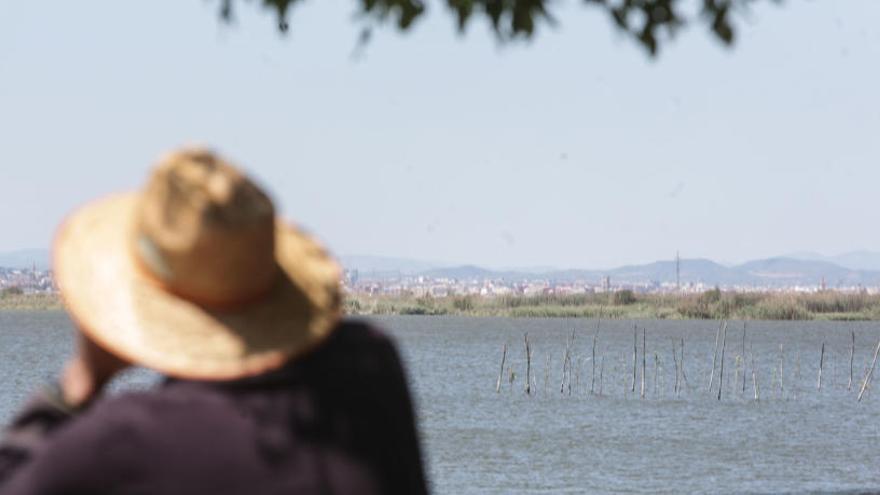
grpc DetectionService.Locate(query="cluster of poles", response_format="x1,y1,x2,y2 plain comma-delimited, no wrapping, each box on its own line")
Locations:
495,321,880,403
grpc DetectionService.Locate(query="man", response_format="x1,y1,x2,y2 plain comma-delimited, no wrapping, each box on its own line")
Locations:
0,149,429,494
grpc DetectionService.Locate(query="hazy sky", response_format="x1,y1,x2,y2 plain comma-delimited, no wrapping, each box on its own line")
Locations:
1,1,879,269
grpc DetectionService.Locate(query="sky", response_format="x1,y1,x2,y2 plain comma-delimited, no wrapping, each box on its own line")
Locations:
1,1,879,270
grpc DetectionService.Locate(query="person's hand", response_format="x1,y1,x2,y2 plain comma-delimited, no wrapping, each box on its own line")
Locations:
60,330,130,408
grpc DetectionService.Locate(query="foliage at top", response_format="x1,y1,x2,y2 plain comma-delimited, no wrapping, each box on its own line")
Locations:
218,0,777,56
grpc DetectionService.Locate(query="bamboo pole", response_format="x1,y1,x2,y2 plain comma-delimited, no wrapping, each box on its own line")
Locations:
496,342,508,393
857,337,880,402
599,354,605,396
817,341,826,391
708,321,725,393
848,330,855,391
524,333,532,395
717,324,727,401
641,327,647,399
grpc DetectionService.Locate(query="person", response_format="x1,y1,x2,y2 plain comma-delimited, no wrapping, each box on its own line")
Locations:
0,148,429,494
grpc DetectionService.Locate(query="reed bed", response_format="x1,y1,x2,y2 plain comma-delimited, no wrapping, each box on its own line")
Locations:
8,289,880,320
0,293,62,311
345,291,880,321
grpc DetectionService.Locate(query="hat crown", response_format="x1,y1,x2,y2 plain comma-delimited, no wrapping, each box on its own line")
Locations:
134,149,278,306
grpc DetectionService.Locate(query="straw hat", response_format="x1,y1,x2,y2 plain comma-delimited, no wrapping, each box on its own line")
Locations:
53,148,342,380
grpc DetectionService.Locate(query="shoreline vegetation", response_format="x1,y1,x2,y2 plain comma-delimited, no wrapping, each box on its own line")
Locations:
5,289,880,320
0,292,62,311
345,289,880,321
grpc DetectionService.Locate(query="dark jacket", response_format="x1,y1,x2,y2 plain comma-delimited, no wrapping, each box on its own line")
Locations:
0,321,429,495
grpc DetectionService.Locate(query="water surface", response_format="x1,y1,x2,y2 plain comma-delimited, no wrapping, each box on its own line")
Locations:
1,312,878,494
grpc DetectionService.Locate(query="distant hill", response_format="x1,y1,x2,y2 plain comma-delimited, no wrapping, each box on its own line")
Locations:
419,265,527,280
0,249,50,270
736,257,880,286
6,248,880,288
404,257,880,288
609,258,743,285
787,250,880,272
339,255,449,276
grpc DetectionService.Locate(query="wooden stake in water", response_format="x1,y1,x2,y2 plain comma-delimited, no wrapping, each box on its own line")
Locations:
641,328,647,399
559,348,567,394
741,323,747,395
857,337,880,402
733,355,741,396
817,341,826,391
599,354,605,396
717,324,728,401
560,330,575,395
671,338,681,397
779,343,785,397
524,333,532,395
751,340,759,401
568,330,580,395
752,361,759,399
543,353,551,394
653,352,660,399
680,337,690,390
496,342,508,393
591,324,599,395
708,321,725,393
632,325,638,393
848,330,855,391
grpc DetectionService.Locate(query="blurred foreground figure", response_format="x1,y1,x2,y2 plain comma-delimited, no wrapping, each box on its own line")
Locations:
0,149,428,494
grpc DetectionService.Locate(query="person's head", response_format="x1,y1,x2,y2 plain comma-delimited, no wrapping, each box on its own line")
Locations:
54,147,342,380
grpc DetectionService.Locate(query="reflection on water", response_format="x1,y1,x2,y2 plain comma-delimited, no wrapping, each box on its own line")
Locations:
1,312,878,494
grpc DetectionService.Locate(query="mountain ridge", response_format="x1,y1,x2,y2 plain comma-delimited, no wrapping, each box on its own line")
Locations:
409,257,880,287
5,248,880,287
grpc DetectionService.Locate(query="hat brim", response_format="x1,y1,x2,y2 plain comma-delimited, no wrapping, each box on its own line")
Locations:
53,193,342,380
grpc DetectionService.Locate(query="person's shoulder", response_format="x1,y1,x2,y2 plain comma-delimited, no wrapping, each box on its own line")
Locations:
321,318,400,354
11,385,206,478
74,382,224,436
304,319,405,374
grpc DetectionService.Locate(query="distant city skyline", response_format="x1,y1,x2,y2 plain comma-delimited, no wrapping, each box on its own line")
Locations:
7,248,880,298
1,1,879,269
6,247,880,275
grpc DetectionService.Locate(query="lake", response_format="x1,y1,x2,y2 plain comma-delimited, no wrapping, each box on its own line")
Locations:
1,312,878,494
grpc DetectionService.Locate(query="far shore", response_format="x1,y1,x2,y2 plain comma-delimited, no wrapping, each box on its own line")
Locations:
345,290,880,321
5,290,880,321
0,293,63,311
